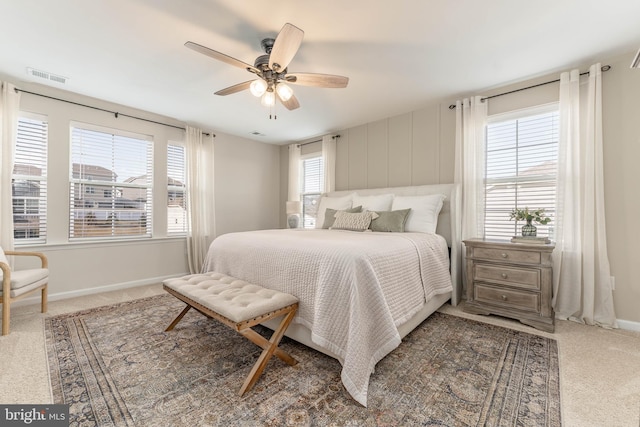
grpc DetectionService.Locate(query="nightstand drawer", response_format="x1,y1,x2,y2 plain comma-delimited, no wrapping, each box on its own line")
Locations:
473,247,541,264
474,284,540,313
474,264,540,290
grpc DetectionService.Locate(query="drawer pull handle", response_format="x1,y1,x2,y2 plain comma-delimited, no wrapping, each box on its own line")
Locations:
501,295,507,300
501,273,508,279
501,253,508,258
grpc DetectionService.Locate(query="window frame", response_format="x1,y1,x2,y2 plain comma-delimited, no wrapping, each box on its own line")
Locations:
12,112,48,245
484,103,559,240
68,122,154,241
300,153,324,229
167,142,187,235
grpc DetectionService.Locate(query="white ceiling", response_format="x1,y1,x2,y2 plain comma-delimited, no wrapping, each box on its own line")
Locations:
1,1,639,144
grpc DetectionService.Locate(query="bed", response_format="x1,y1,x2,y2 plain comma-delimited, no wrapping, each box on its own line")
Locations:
202,183,462,406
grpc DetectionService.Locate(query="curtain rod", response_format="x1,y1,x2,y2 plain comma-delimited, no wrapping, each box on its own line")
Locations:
296,134,341,147
13,87,215,137
448,64,611,110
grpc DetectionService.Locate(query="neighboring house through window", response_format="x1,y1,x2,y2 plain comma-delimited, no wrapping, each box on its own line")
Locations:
484,104,559,239
301,155,324,228
12,113,48,243
69,124,153,239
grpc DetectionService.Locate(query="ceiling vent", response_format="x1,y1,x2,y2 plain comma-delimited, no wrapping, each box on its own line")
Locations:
27,67,68,84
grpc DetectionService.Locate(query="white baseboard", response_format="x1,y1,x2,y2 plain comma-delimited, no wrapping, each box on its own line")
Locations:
617,319,640,332
10,273,188,308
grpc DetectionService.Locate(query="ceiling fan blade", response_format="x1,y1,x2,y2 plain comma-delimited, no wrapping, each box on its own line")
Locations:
185,41,259,74
214,80,254,96
285,73,349,88
269,23,304,72
278,92,300,110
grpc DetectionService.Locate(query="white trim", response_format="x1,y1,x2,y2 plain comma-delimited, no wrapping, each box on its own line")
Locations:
617,319,640,332
8,273,187,308
487,101,558,122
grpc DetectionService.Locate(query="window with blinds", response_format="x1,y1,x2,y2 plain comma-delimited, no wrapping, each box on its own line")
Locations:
69,125,153,239
12,114,48,243
484,106,559,240
301,155,324,228
167,144,187,235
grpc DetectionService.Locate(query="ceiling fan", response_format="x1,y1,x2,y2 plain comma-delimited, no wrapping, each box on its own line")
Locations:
185,23,349,116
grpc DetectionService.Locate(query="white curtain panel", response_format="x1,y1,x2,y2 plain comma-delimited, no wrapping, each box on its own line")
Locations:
185,126,216,274
322,135,337,193
553,64,617,328
287,143,301,202
454,96,488,240
0,82,21,253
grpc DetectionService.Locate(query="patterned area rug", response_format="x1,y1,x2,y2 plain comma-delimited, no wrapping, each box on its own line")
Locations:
45,294,561,426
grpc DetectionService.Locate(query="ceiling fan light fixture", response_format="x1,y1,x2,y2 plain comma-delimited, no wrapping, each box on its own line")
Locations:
276,83,293,101
261,90,275,107
250,79,268,97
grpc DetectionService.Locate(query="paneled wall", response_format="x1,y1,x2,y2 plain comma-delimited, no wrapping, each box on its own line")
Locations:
335,104,455,190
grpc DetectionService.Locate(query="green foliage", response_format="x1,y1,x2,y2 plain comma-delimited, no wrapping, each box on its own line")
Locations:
509,207,551,225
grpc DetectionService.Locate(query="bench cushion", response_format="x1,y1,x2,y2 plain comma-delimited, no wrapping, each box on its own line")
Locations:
163,272,298,324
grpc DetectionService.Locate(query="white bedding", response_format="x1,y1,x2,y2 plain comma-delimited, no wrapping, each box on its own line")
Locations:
202,228,452,406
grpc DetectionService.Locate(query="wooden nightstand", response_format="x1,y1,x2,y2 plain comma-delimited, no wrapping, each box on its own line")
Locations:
463,238,555,332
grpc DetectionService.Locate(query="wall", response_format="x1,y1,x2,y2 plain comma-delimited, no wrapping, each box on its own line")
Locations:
8,79,280,300
279,51,640,326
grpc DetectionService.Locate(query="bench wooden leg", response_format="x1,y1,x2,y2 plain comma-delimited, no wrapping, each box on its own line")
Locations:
165,305,192,331
238,308,297,396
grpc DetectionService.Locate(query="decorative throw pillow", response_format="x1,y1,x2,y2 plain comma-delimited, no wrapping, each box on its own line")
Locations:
330,211,380,231
315,194,354,229
391,194,446,233
322,206,363,229
369,209,411,232
352,193,394,211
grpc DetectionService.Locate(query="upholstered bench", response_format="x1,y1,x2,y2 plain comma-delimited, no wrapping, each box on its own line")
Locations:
163,272,299,396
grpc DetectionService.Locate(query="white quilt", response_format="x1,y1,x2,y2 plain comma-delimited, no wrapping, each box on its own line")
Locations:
202,229,453,406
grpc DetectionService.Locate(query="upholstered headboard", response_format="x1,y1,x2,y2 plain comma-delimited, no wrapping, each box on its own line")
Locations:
327,183,462,306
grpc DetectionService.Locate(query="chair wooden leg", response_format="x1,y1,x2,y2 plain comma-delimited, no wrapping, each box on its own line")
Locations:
2,296,9,336
238,308,297,396
41,285,48,313
165,305,192,331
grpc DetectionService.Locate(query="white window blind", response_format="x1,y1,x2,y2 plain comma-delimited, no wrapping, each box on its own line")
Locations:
167,144,187,235
484,107,559,240
69,125,153,239
301,156,324,228
12,115,48,243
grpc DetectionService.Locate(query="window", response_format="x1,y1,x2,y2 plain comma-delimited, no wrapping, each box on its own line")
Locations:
12,114,48,243
301,155,324,228
69,125,153,239
167,144,187,235
484,106,559,240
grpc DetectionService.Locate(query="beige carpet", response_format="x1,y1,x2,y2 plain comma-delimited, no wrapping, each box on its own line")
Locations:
44,294,560,426
1,283,639,426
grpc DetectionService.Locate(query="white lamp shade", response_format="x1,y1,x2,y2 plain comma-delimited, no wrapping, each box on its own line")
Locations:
286,200,301,214
250,79,267,97
261,90,275,106
276,83,293,101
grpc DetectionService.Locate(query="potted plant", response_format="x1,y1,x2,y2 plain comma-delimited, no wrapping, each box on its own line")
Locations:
509,207,551,237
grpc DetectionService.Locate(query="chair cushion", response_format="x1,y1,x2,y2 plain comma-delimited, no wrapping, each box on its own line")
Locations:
0,268,48,290
164,272,298,324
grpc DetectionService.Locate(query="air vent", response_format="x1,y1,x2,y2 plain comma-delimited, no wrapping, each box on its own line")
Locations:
26,67,68,84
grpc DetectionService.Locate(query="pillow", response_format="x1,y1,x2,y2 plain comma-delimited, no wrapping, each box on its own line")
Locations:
391,194,445,233
330,211,379,231
369,209,411,232
322,206,363,229
352,193,394,211
315,194,354,229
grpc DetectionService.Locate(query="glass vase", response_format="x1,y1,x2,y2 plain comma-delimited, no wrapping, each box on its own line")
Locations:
521,220,537,237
